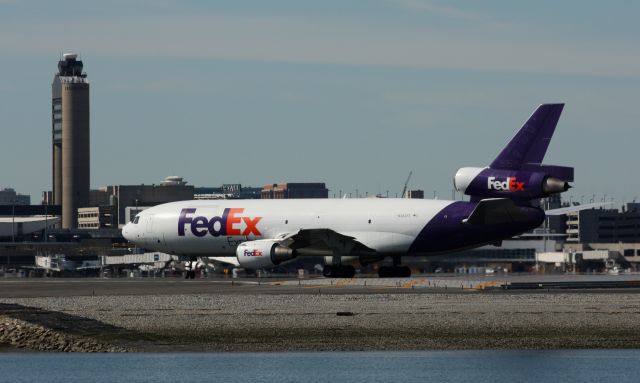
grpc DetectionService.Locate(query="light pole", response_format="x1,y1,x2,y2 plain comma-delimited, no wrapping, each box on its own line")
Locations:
11,199,15,243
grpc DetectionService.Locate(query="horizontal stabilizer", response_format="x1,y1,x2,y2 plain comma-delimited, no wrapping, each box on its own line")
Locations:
463,198,527,225
520,164,574,182
545,202,613,216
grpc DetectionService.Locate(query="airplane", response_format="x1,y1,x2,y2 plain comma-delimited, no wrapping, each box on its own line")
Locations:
123,103,594,278
28,254,102,274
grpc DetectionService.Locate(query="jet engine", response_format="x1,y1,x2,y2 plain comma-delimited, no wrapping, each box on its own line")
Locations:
236,240,296,269
454,167,571,200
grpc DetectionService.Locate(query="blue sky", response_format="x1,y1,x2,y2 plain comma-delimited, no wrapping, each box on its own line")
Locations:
0,0,639,204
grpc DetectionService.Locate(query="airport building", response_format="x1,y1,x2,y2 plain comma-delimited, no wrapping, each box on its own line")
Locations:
544,194,567,235
261,183,328,199
51,53,90,229
566,203,640,243
405,190,424,199
77,206,116,229
194,184,262,200
86,176,194,226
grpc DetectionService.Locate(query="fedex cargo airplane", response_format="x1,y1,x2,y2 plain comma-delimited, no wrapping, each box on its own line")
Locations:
123,104,591,278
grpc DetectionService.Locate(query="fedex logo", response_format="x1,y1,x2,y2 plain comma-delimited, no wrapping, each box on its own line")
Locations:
487,176,525,191
178,208,262,237
243,249,263,257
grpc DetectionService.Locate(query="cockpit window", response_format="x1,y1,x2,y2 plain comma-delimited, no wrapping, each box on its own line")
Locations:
133,216,140,224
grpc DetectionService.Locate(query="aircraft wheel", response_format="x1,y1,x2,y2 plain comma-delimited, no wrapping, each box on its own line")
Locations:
339,265,356,278
397,266,411,278
323,265,356,278
378,266,391,278
378,266,411,278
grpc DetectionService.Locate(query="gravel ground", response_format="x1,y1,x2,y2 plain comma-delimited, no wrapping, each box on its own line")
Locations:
2,292,640,351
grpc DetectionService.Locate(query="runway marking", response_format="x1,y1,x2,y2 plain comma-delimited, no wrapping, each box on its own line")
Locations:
335,278,356,286
402,278,427,288
471,281,501,291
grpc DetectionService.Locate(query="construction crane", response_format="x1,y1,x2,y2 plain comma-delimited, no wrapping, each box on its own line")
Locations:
401,170,413,198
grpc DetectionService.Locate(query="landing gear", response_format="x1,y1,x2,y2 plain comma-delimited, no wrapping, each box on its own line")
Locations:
377,266,411,278
185,258,197,279
378,256,411,278
322,265,356,278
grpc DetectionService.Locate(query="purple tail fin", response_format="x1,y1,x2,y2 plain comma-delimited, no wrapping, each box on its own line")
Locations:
490,104,564,170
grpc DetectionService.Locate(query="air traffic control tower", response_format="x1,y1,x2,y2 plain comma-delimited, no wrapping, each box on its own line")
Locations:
52,53,90,229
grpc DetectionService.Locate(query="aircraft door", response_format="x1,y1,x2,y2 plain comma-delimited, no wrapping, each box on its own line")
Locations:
145,216,154,234
145,215,164,247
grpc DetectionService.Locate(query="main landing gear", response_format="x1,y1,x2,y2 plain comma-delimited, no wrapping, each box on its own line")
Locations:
377,256,411,278
323,265,356,278
377,266,411,278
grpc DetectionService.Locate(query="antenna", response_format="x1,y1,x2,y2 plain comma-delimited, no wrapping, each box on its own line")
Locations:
401,170,413,198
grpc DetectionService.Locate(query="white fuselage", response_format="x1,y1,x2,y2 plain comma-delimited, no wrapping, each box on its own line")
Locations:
122,198,454,256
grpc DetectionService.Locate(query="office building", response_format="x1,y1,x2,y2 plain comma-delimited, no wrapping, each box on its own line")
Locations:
261,183,328,199
89,177,194,226
0,188,30,205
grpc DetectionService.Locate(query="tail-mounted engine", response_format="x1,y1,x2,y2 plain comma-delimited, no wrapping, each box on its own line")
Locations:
454,165,572,200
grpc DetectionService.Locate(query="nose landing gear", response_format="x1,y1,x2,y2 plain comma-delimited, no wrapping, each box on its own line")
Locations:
185,258,197,279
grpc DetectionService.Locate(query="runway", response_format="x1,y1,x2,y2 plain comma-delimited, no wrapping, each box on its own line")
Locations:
2,275,640,352
1,274,640,298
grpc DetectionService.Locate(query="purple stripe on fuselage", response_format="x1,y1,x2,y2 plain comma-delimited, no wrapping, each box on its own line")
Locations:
408,201,545,255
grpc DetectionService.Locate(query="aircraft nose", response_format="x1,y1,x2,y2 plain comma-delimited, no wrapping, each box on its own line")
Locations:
122,223,133,242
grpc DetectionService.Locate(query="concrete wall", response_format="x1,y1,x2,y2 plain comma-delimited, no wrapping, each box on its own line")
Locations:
61,82,90,229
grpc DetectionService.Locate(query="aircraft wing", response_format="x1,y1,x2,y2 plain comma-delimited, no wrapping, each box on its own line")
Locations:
208,256,241,266
544,201,613,216
463,198,528,225
277,228,373,254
